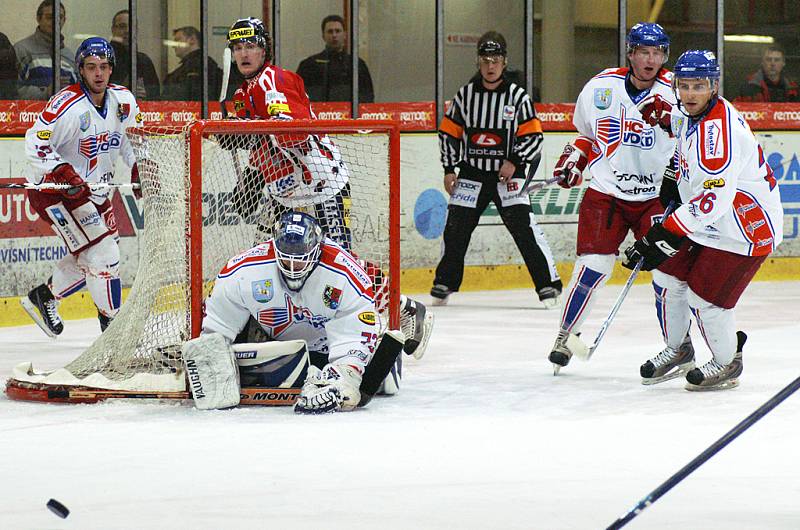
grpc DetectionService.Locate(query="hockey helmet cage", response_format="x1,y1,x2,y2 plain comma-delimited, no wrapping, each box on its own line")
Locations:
273,211,324,291
75,37,116,69
626,22,670,60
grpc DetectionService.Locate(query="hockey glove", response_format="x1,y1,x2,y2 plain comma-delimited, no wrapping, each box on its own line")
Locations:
553,143,588,189
44,163,90,200
622,223,684,271
637,94,674,136
294,363,363,414
231,167,264,218
659,159,681,208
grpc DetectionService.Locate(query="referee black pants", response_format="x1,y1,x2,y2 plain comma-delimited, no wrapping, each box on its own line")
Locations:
433,164,561,296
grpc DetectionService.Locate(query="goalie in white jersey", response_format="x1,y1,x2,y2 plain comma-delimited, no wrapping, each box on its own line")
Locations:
20,37,144,337
624,50,783,390
190,211,386,413
548,23,692,373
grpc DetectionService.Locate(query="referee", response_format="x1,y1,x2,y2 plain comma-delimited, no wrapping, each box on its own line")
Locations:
431,31,562,308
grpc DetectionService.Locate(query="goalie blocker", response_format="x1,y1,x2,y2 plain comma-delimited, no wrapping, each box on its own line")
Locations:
180,331,405,410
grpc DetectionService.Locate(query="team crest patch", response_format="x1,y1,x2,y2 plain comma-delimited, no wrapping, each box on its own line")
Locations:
251,279,274,303
79,111,91,132
323,285,342,309
358,311,376,325
502,105,515,120
594,88,612,110
117,103,130,121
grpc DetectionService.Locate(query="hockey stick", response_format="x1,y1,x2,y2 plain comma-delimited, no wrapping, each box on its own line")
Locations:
218,47,245,181
607,373,800,529
515,152,552,197
0,182,140,191
578,202,676,361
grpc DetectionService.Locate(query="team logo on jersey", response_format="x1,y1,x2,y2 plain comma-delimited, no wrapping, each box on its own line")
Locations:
117,103,130,122
36,130,52,140
595,105,654,157
358,311,376,325
79,132,123,174
594,88,612,110
323,285,342,309
79,111,91,132
251,279,274,303
257,293,329,335
502,105,515,121
135,112,143,124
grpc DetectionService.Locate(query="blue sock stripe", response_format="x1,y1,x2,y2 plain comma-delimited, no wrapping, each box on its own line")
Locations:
562,266,606,331
110,278,122,309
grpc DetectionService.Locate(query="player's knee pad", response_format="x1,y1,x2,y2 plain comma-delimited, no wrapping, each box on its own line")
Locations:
574,253,615,278
78,237,121,315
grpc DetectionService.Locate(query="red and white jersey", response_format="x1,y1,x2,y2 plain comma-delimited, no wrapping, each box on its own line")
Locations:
574,67,677,202
664,97,783,256
233,64,348,207
202,238,377,369
24,83,140,204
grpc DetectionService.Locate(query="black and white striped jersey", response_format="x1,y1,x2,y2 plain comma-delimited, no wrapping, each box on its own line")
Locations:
439,78,543,174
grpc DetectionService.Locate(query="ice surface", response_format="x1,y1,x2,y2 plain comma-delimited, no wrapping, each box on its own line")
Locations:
1,282,799,529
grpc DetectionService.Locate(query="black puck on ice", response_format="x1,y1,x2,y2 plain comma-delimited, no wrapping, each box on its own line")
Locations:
47,498,69,518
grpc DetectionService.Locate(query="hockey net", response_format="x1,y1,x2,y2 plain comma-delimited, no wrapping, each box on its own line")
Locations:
6,119,400,403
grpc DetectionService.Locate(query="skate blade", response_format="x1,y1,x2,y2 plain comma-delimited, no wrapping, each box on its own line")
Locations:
19,298,58,339
685,378,740,392
641,362,695,386
431,297,449,306
552,363,562,376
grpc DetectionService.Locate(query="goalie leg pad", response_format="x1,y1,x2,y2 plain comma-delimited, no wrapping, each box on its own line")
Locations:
182,333,241,410
234,339,309,388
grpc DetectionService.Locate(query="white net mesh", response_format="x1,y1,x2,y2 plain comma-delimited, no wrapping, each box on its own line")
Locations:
17,120,397,393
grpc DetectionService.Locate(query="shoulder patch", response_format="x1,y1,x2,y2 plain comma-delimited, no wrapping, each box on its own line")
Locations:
696,103,732,175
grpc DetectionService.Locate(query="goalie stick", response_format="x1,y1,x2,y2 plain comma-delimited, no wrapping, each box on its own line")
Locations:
577,202,676,361
358,329,406,407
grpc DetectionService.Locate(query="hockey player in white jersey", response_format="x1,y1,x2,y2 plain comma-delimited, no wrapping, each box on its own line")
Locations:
20,37,144,337
625,50,783,390
547,23,693,374
186,210,388,413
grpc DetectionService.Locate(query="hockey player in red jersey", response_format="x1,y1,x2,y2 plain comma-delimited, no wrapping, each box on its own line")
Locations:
627,50,783,390
546,23,694,376
21,37,144,337
221,18,433,385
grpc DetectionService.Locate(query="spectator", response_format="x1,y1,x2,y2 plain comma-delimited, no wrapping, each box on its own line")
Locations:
0,32,18,98
14,0,78,100
109,9,160,100
162,26,222,101
736,45,798,102
296,14,374,103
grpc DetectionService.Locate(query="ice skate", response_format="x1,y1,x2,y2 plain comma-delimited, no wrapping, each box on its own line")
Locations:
20,283,63,338
430,284,452,306
640,334,695,385
548,329,587,375
685,332,746,391
399,295,434,360
537,286,562,309
98,311,113,332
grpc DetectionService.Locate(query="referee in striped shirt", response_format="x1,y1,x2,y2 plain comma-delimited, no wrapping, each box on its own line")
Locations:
431,31,562,308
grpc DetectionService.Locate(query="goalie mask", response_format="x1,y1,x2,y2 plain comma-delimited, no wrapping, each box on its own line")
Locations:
228,17,273,62
274,211,323,291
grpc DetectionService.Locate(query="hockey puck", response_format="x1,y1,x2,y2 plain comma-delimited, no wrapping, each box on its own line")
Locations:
46,498,69,519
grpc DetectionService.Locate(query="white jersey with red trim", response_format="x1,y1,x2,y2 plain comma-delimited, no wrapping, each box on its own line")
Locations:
574,67,678,201
202,238,377,369
24,82,141,204
666,97,783,256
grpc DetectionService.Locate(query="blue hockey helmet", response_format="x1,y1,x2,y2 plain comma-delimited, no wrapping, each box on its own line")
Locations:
75,37,116,69
673,50,720,79
626,23,670,60
273,211,323,291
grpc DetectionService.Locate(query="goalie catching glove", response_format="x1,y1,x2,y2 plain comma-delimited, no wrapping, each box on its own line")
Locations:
553,137,591,188
637,94,674,136
43,163,91,200
294,363,363,414
623,222,684,271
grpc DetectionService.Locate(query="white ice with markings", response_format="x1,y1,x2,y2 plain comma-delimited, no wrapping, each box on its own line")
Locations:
1,281,798,529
